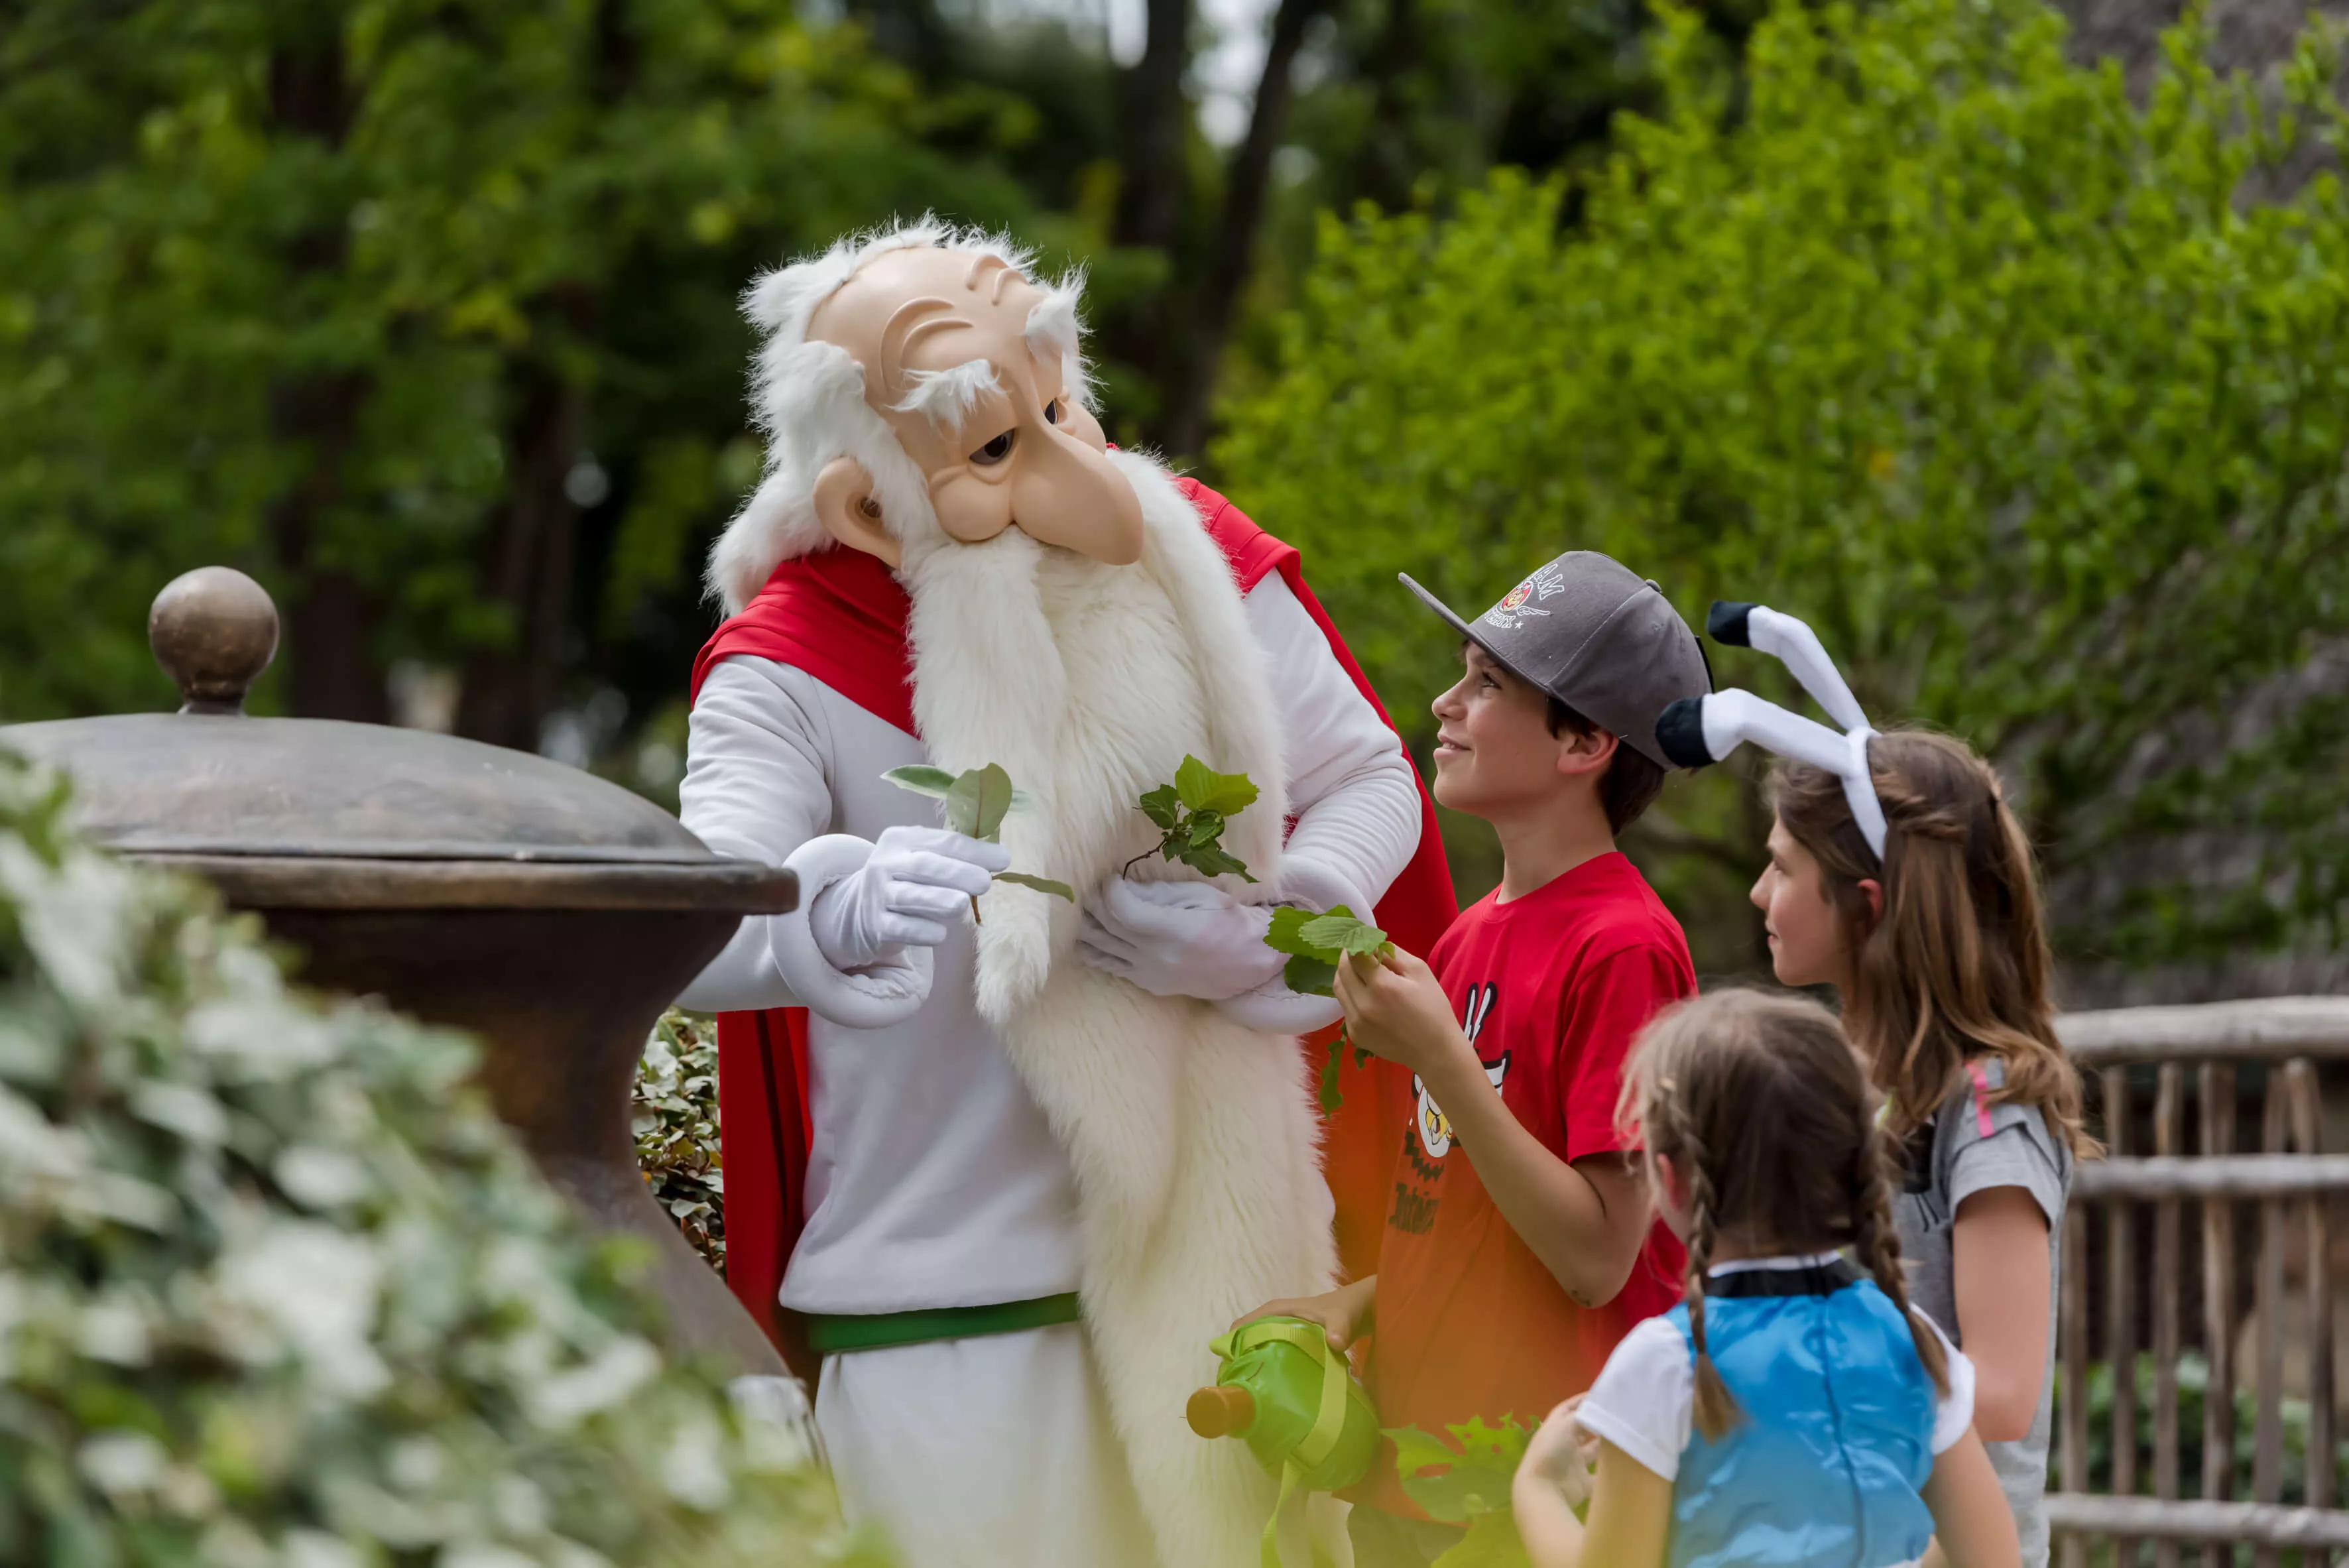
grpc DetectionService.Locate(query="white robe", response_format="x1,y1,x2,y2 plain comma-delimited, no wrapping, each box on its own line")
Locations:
677,572,1419,1567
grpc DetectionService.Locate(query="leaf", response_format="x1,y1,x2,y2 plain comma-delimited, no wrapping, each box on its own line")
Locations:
993,871,1075,901
1386,1425,1469,1490
1181,841,1258,883
1264,906,1333,957
1450,1414,1537,1472
1138,784,1182,831
892,764,1019,839
1130,762,1258,882
1298,912,1392,957
1173,754,1258,816
969,763,1016,840
881,764,959,800
1284,954,1338,997
1389,1417,1539,1526
1430,1510,1532,1568
1394,1453,1511,1526
1319,1023,1366,1114
939,762,1015,841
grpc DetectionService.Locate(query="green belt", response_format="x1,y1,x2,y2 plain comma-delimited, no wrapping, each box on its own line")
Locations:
803,1292,1082,1356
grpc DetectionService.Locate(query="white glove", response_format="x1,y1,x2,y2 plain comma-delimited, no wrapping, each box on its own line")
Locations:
809,825,1009,972
1077,878,1285,1001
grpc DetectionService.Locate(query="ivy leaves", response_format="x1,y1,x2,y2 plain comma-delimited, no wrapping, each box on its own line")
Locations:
881,764,1075,912
1133,755,1259,882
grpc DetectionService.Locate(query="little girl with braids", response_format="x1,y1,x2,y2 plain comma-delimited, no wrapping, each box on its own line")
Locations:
1510,989,2019,1568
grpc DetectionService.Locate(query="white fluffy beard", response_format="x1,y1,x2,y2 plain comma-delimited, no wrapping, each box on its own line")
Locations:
898,450,1344,1567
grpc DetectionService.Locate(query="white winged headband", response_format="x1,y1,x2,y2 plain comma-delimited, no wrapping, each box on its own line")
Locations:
1653,601,1890,861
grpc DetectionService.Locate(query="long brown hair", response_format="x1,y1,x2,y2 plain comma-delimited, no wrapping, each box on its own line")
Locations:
1619,989,1948,1440
1773,729,2095,1156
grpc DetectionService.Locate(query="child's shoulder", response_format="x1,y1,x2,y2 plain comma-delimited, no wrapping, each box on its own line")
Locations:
1917,1057,2073,1210
1570,857,1693,975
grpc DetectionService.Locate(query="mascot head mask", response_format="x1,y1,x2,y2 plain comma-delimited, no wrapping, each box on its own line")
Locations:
707,219,1144,609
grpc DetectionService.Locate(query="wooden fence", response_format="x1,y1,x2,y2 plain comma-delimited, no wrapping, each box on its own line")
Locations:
2052,996,2349,1566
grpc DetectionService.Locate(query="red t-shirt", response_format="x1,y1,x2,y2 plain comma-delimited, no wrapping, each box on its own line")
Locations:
1357,851,1693,1518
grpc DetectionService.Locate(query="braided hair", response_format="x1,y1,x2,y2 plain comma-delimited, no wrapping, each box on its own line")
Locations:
1619,989,1952,1441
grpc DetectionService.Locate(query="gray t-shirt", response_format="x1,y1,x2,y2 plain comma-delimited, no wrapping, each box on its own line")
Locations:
1892,1057,2073,1568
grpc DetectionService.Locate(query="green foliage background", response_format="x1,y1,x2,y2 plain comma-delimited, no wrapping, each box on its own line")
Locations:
0,0,1057,731
1217,0,2349,974
5,0,2347,983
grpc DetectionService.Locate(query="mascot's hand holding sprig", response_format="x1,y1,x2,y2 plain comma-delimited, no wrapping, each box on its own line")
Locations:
675,221,1453,1568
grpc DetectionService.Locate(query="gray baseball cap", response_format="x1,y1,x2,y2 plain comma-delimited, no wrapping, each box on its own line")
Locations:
1400,552,1712,769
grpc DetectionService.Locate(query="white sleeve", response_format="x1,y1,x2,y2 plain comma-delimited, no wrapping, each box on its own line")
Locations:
1572,1315,1693,1481
672,656,837,1013
1242,573,1422,912
1921,1315,1977,1455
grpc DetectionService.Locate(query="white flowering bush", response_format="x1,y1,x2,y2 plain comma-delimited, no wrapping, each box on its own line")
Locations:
633,1014,723,1273
0,753,880,1567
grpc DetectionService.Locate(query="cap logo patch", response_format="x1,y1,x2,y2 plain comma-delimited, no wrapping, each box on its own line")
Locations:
1484,562,1564,630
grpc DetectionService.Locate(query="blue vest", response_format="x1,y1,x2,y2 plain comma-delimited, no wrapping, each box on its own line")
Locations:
1665,1259,1939,1568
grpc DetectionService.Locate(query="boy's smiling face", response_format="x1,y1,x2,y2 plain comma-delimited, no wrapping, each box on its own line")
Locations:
1428,641,1613,818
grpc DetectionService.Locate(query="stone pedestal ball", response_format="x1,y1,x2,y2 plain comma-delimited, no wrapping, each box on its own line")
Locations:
149,566,279,715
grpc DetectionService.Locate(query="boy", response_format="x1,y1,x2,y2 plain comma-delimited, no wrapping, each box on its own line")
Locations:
1240,551,1713,1567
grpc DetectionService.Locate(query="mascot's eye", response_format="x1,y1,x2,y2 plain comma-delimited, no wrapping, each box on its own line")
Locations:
971,429,1016,466
1044,399,1060,425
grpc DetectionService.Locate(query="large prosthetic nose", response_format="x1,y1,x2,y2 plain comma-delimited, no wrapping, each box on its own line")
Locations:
1006,410,1144,566
924,396,1146,565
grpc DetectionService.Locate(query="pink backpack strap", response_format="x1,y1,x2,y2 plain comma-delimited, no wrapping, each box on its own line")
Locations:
1964,1059,1997,1138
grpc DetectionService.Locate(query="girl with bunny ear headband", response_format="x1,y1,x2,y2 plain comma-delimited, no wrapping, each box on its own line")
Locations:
1653,599,2096,1568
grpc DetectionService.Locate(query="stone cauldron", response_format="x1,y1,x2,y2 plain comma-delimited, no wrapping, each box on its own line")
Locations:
1,568,794,1378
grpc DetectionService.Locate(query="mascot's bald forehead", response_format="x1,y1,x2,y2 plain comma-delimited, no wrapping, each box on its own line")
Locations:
812,245,1041,343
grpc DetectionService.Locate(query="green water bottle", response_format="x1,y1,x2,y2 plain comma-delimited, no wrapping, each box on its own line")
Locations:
1191,1315,1380,1566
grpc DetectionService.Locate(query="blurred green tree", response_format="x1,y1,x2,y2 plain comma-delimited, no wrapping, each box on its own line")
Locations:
0,0,1050,741
1215,0,2349,973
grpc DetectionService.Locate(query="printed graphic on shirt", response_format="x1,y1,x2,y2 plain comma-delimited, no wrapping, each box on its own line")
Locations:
1483,562,1567,631
1412,984,1504,1160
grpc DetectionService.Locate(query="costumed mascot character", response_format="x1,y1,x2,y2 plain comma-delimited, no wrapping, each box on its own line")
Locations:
672,219,1455,1567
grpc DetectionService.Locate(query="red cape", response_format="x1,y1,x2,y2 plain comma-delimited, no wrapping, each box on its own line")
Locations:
690,478,1454,1378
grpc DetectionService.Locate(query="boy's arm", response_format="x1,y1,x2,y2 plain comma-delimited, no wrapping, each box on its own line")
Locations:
1231,1273,1376,1350
1334,949,1654,1307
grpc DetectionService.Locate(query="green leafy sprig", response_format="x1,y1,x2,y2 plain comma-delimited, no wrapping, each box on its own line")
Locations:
1264,905,1395,1113
1130,754,1259,882
882,763,1075,919
1263,904,1394,996
1388,1415,1545,1567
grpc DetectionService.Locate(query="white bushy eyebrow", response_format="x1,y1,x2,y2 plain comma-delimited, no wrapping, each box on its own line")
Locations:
1024,280,1098,411
890,359,1002,429
1024,288,1080,359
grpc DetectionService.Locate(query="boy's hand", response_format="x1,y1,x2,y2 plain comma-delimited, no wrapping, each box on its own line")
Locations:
1231,1276,1376,1352
1334,945,1471,1079
1520,1395,1597,1512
